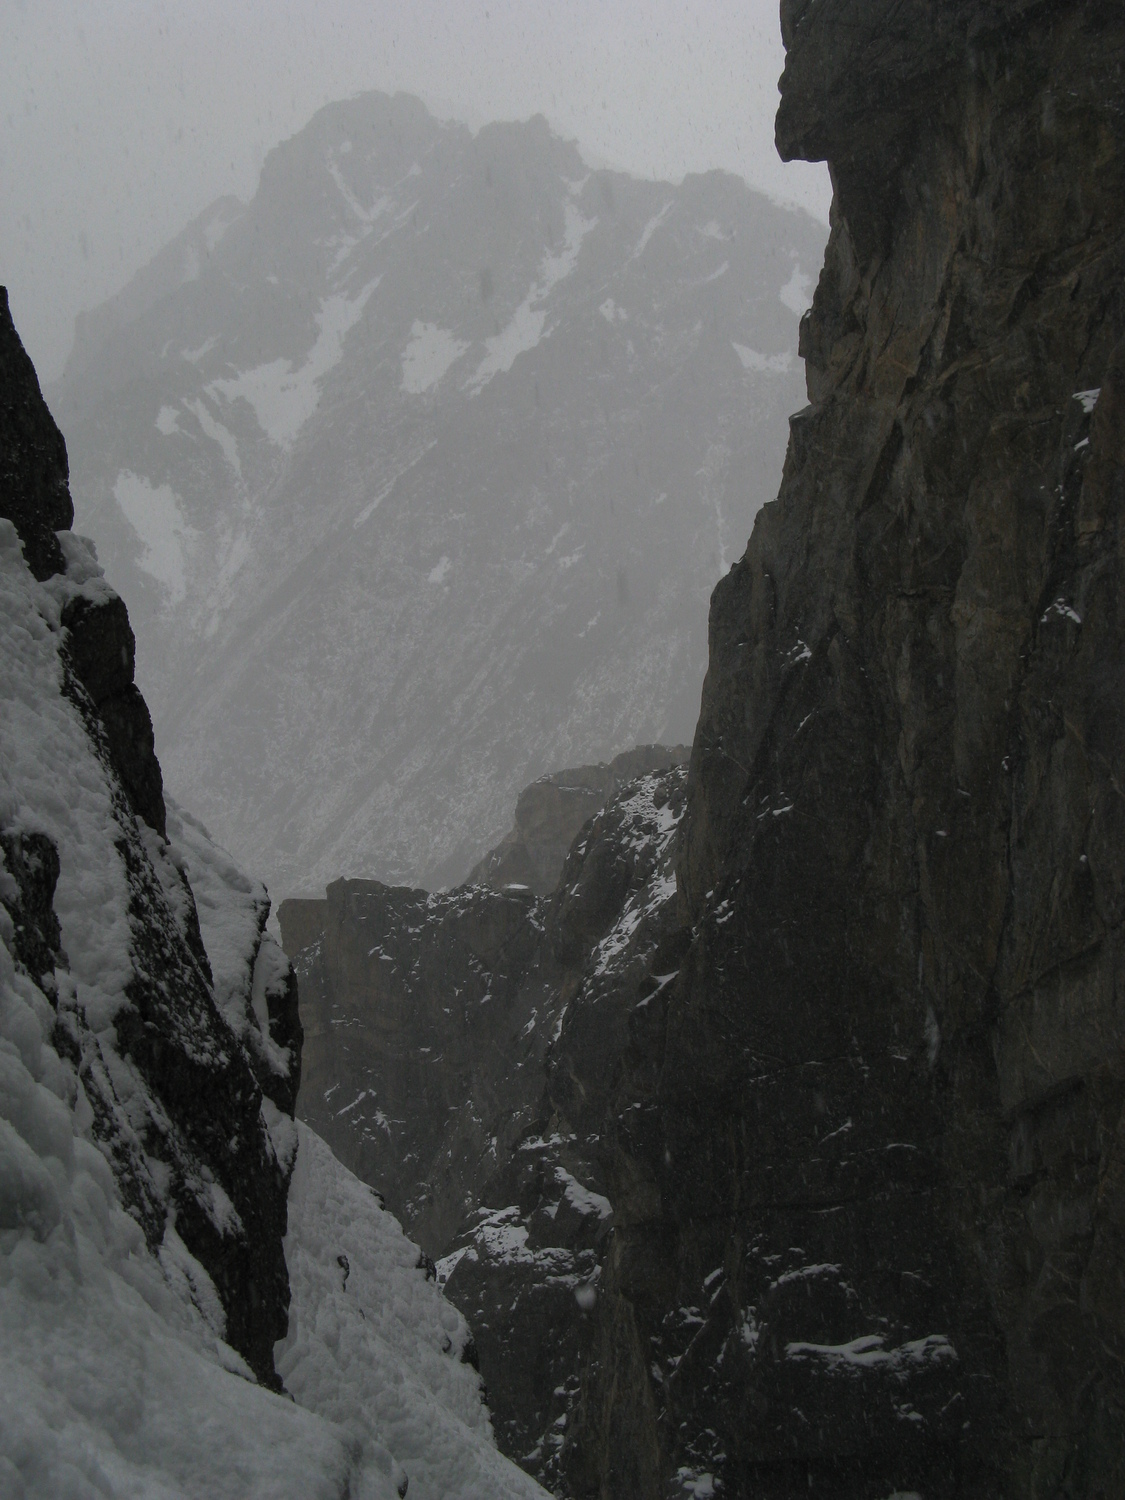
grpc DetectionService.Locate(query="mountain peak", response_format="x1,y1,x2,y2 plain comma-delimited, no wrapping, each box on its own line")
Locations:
52,94,825,902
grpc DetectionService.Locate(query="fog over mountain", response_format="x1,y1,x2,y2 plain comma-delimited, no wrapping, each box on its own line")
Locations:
49,90,825,901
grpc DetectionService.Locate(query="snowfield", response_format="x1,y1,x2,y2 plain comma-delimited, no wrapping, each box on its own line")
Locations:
0,520,547,1499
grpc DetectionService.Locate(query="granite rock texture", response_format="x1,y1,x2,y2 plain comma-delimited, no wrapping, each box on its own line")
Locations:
563,2,1125,1496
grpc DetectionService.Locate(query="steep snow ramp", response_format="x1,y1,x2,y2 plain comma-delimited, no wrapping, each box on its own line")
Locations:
0,956,541,1497
279,1124,549,1500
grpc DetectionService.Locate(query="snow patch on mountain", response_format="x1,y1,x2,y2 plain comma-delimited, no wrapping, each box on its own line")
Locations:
401,322,468,395
54,94,827,900
328,157,391,230
210,277,380,448
732,343,793,374
113,470,191,604
182,334,218,365
779,262,813,314
186,397,242,477
630,199,674,261
470,202,595,390
280,1125,548,1500
0,1163,365,1499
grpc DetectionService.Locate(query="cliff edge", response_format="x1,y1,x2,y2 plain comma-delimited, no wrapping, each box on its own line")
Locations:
568,4,1125,1496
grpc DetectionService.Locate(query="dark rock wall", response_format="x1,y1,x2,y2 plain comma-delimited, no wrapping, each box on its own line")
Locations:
443,766,688,1493
277,895,329,958
0,290,301,1388
566,3,1125,1496
467,745,689,896
292,764,688,1490
296,876,552,1254
0,287,72,580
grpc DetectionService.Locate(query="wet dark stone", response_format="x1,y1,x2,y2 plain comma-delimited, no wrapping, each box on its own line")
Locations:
0,286,71,580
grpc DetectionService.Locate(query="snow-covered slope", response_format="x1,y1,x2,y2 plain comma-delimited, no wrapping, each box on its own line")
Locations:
281,1124,548,1500
49,90,826,899
0,981,544,1499
0,288,547,1500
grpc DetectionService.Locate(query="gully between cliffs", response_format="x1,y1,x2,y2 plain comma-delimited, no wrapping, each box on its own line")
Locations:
291,3,1125,1496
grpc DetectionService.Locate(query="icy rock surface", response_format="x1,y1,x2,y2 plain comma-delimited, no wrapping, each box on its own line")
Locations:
0,290,544,1500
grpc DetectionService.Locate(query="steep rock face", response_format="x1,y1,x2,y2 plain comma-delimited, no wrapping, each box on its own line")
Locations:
296,876,550,1255
48,92,824,900
278,895,330,958
292,761,687,1491
567,4,1125,1497
441,766,688,1494
466,743,688,895
1,288,555,1500
0,287,71,580
0,289,301,1388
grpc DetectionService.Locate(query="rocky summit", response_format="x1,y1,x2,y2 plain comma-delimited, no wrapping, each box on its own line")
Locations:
290,3,1125,1497
47,91,825,902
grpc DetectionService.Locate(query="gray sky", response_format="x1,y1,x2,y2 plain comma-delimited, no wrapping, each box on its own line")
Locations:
1,0,830,384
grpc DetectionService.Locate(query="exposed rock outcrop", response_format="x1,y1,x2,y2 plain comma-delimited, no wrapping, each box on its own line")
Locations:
0,287,71,581
277,895,329,959
298,4,1125,1494
295,876,548,1255
292,759,687,1489
563,3,1125,1496
0,288,301,1388
466,744,689,895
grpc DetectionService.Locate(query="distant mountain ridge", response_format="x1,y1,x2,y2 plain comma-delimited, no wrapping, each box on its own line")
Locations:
50,90,825,900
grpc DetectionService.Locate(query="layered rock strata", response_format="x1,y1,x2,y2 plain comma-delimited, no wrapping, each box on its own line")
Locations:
0,287,302,1388
562,3,1125,1496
